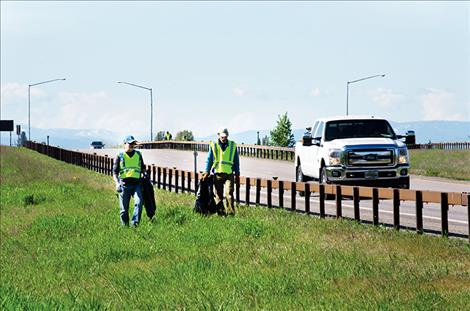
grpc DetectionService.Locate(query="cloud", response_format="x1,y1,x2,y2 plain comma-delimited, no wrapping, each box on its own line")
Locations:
233,86,246,97
369,88,404,108
421,88,466,121
310,88,321,97
1,83,45,103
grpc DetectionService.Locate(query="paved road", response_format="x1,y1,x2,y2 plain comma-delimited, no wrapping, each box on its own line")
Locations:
84,148,470,236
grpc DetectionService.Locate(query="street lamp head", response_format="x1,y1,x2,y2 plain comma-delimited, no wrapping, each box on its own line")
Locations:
381,74,385,77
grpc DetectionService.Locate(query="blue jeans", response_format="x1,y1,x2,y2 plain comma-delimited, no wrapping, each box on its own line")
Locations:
119,183,143,226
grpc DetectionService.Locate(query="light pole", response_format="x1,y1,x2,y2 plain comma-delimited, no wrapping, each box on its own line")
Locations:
28,78,66,140
117,81,153,141
346,74,385,115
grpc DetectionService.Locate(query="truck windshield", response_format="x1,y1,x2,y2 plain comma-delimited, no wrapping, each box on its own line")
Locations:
324,119,396,141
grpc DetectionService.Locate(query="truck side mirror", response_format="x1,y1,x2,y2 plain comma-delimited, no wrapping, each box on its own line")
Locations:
405,130,416,145
302,135,312,146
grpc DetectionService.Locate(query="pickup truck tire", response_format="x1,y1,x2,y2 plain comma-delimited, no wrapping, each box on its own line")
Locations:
319,166,335,200
296,164,306,197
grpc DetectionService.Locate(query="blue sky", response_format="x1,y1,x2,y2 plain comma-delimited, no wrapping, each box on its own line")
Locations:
1,1,469,141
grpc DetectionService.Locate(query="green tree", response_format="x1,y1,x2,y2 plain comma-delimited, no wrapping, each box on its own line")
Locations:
175,130,194,141
155,131,166,141
261,135,270,146
269,112,295,147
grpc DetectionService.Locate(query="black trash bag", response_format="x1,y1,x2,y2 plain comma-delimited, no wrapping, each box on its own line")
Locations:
141,171,156,219
194,174,217,215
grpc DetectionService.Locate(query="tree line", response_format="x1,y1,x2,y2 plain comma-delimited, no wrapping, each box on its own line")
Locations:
155,112,295,147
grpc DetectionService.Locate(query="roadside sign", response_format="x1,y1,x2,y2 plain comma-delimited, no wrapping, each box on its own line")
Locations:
0,120,14,131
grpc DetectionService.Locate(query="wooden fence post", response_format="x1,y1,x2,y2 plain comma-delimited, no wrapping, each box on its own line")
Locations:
416,191,423,234
291,182,296,211
174,170,179,193
305,183,310,214
279,181,284,208
373,188,379,226
245,177,250,206
441,192,448,237
181,170,185,193
319,184,325,218
157,167,161,189
256,178,261,206
267,180,272,208
353,187,360,221
336,185,342,219
162,168,167,190
393,189,400,230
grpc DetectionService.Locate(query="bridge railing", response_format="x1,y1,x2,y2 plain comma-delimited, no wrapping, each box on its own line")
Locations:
137,140,470,162
25,141,469,241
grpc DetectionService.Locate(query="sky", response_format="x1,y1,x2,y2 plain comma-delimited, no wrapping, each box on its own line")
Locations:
1,1,469,141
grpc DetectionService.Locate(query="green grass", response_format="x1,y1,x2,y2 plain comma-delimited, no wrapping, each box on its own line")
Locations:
1,146,470,310
410,149,470,181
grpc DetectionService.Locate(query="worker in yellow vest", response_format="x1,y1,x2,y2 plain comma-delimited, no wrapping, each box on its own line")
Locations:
113,135,146,227
204,128,240,216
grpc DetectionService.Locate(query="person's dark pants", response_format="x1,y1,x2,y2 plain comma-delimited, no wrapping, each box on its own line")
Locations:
213,173,235,215
119,183,143,226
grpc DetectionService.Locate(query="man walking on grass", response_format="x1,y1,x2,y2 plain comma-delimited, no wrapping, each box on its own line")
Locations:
113,135,146,227
204,128,240,216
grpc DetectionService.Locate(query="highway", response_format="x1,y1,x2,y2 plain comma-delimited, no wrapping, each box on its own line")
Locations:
84,148,470,237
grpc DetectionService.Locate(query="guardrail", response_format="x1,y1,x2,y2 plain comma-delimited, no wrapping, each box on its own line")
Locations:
25,141,470,241
136,141,470,162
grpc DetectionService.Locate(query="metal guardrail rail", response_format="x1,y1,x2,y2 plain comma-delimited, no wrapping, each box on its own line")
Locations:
25,141,470,241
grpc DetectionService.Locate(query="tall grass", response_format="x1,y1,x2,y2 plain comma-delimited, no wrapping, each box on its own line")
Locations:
1,146,470,310
410,149,470,181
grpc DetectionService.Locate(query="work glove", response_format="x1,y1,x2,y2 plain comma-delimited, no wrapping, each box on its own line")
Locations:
201,172,209,180
115,183,122,193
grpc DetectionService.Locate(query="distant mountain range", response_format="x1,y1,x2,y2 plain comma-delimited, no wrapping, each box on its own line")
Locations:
1,120,469,149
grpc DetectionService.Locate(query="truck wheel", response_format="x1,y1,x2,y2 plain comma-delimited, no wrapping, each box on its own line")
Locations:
296,164,306,197
319,166,335,200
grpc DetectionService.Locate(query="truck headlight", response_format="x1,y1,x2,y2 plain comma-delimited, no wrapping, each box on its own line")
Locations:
398,147,409,164
329,149,342,166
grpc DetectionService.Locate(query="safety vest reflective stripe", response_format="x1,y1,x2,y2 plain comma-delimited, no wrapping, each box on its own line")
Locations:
211,140,236,174
119,151,141,179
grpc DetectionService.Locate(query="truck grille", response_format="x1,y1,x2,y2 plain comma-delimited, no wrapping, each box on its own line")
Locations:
347,150,394,167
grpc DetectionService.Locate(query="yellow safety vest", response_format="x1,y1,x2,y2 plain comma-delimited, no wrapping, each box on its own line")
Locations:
119,151,142,179
210,140,236,174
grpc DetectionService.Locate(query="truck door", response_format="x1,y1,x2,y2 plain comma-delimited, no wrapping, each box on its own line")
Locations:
303,121,323,178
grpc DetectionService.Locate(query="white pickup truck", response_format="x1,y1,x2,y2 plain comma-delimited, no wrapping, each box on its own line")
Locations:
295,116,410,189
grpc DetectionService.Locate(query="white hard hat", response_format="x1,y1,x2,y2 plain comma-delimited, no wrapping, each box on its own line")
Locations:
217,127,229,137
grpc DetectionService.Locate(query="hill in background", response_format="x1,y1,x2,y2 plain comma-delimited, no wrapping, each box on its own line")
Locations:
1,120,468,148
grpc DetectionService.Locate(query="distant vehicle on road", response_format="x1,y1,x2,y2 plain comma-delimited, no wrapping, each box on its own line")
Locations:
295,115,412,190
90,141,105,149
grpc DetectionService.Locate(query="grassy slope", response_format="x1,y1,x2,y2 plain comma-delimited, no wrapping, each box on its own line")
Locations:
409,150,470,181
1,146,470,310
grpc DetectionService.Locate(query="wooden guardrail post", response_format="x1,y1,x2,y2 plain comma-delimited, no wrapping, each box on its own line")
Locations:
441,192,449,237
174,170,179,193
152,165,156,184
181,170,185,193
256,178,261,206
291,182,296,211
319,184,325,218
353,187,360,221
245,177,251,206
185,171,190,192
336,185,342,219
415,191,423,234
157,167,161,189
162,168,167,190
393,189,400,230
305,183,310,214
267,180,272,208
373,188,379,226
279,181,284,208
